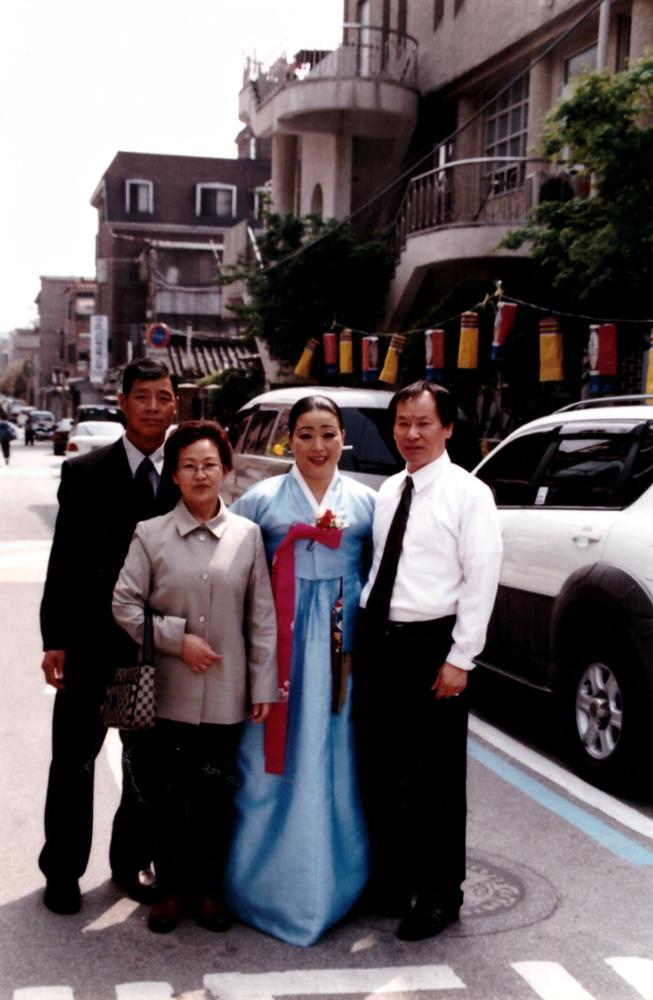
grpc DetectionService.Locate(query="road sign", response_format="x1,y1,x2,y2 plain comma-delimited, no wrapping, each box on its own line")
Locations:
147,323,170,348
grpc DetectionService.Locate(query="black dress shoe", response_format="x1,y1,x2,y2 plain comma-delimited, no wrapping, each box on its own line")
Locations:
148,894,181,933
112,868,157,904
43,878,81,915
195,893,233,933
396,901,460,941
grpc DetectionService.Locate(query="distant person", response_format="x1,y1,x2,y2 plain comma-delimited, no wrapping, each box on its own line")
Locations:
113,420,277,934
24,414,35,446
38,359,179,915
0,409,17,464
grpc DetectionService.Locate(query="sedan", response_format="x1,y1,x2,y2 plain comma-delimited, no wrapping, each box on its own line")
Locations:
65,420,125,455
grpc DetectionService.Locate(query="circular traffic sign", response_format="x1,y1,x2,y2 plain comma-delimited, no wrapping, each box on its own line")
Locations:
147,323,170,348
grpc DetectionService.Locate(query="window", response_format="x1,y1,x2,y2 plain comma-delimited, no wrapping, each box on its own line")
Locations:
476,429,554,506
616,15,631,72
483,74,529,196
338,408,401,477
196,183,237,219
562,44,597,96
241,408,278,455
125,179,153,214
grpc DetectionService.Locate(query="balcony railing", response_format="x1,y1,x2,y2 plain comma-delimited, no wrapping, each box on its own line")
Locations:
394,156,567,258
244,23,418,108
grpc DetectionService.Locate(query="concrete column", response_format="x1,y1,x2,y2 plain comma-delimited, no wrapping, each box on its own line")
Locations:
630,0,653,62
527,56,552,154
299,133,353,220
271,133,297,215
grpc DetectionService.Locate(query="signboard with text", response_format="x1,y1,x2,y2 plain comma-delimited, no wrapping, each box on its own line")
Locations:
90,315,109,384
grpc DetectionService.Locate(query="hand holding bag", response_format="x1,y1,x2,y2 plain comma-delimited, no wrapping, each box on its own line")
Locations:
102,606,156,730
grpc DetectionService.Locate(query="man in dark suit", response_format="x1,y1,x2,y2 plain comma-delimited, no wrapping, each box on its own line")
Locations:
39,358,179,914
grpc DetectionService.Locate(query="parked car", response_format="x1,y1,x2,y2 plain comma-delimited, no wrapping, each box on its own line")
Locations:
15,405,36,427
30,410,55,440
52,417,73,456
473,396,653,786
65,420,125,455
222,385,481,504
74,403,125,426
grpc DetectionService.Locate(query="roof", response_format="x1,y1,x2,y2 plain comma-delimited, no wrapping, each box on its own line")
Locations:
243,386,396,409
157,335,260,380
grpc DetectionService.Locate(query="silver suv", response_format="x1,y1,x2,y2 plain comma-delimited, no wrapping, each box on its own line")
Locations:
473,396,653,787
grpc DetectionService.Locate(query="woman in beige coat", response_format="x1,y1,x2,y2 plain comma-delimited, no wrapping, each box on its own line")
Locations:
113,420,277,935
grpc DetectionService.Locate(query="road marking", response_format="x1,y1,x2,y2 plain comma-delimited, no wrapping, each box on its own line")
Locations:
115,985,174,1000
469,738,653,865
83,897,140,932
606,957,653,998
13,990,74,1000
204,967,465,997
0,540,51,583
512,961,596,999
470,715,653,843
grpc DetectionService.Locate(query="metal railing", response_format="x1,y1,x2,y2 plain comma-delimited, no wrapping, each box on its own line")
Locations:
394,156,566,257
243,23,418,108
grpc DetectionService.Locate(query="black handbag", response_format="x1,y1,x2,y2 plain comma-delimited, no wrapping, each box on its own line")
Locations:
101,607,156,730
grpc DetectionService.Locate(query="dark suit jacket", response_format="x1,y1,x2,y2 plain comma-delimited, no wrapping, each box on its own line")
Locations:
40,438,179,685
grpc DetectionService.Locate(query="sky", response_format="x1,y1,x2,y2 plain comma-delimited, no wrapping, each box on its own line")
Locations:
0,0,342,334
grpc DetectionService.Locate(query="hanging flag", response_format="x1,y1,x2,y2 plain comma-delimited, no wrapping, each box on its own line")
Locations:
598,323,617,376
587,324,601,396
425,329,445,382
294,337,319,379
323,330,338,376
361,336,379,383
339,328,353,375
539,317,564,382
643,329,653,396
491,301,518,361
457,311,479,370
379,334,406,384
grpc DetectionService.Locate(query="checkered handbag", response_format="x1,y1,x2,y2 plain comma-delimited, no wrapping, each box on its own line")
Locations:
101,607,157,730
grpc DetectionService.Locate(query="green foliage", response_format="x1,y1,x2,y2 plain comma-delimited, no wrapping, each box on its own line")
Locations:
501,56,653,317
218,211,394,365
198,366,265,427
0,360,28,398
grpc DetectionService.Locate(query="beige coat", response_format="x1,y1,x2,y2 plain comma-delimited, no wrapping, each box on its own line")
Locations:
112,499,278,725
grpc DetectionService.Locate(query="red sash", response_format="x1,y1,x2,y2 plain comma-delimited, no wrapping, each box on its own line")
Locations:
265,523,343,774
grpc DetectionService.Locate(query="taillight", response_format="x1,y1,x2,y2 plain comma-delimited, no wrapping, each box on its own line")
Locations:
66,442,78,452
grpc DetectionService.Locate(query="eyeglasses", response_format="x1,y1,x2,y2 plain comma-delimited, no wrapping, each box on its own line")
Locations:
177,462,223,476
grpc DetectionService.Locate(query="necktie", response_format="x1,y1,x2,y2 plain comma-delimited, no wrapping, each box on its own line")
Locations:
366,475,413,622
134,457,156,515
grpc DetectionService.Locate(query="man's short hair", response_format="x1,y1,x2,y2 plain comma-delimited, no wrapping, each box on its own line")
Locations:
389,380,457,428
120,358,172,397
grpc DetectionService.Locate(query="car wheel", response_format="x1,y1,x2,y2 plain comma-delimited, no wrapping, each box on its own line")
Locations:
564,635,650,788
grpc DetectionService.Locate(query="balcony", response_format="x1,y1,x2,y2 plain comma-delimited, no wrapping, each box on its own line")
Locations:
240,23,418,139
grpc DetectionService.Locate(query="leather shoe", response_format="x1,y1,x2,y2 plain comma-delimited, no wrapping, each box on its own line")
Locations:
43,878,81,915
195,893,233,933
148,894,181,933
396,901,460,941
112,868,157,905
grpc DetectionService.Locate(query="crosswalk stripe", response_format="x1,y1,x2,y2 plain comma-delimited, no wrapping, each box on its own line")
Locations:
13,990,74,1000
204,966,466,997
115,984,174,1000
606,957,653,998
511,962,596,1000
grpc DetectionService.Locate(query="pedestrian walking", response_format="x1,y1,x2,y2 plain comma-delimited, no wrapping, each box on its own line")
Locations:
0,410,17,464
24,414,35,446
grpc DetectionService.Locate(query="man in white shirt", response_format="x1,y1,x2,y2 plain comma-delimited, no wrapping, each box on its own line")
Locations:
355,380,502,941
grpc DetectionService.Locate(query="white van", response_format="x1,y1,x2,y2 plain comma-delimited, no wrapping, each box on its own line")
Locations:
222,386,401,504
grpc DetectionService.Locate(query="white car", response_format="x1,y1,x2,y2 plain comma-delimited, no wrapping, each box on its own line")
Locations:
473,396,653,787
65,420,125,455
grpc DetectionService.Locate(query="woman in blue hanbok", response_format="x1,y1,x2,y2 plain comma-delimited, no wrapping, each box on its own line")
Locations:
223,395,376,946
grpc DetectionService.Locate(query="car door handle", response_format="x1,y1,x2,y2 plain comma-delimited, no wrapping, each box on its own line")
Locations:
572,533,601,547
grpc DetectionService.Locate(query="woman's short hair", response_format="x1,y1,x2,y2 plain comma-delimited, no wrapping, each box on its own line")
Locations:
164,419,233,473
288,395,344,435
389,380,457,428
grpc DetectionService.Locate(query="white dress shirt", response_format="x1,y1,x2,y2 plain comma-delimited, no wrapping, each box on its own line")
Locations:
360,451,503,670
122,435,165,491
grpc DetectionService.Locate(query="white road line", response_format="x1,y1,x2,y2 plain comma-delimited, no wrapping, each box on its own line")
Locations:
512,962,596,1000
115,985,174,1000
13,990,74,1000
0,540,51,583
470,714,653,841
204,966,465,997
83,897,140,932
606,957,653,998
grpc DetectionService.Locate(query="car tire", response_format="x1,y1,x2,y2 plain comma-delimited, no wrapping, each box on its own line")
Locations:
562,629,651,789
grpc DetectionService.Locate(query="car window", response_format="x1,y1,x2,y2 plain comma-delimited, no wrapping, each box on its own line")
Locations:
339,408,401,477
475,429,554,505
241,408,278,455
537,434,634,507
229,410,252,449
267,407,291,456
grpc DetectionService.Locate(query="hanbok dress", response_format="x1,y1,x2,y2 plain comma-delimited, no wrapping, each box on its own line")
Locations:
223,466,376,946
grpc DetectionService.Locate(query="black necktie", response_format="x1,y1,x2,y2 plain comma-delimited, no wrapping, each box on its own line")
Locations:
134,457,156,515
366,476,413,621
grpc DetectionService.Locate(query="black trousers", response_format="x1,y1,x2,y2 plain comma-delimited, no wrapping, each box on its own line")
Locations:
353,611,468,908
38,672,154,882
122,719,242,896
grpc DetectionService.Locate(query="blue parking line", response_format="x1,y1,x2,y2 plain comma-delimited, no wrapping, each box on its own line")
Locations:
468,737,653,865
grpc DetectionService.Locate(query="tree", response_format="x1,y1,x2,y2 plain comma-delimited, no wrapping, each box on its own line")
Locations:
501,56,653,319
0,360,28,399
218,211,393,368
197,366,265,428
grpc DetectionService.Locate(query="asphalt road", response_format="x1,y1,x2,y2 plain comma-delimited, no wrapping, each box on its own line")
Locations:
2,438,653,1000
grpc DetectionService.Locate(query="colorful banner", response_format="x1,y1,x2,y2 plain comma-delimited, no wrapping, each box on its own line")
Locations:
425,328,445,382
539,317,564,382
339,328,353,375
643,329,653,397
323,331,338,376
294,337,319,379
361,336,379,383
379,334,406,384
491,301,518,361
457,311,479,370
